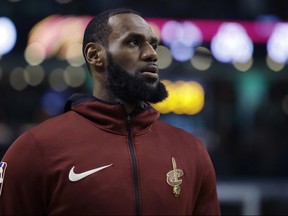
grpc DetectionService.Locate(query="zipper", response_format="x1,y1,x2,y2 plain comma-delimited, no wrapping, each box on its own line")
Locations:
126,115,140,215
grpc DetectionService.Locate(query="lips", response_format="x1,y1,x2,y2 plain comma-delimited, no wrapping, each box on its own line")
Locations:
139,64,159,81
140,64,159,74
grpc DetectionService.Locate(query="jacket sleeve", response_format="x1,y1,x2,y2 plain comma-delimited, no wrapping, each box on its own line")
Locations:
0,131,47,215
193,141,221,216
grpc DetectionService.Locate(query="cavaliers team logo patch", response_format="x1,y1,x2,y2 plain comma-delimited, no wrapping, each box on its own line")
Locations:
0,162,7,196
166,157,184,197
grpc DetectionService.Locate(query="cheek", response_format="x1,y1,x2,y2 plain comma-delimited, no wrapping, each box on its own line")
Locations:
113,54,138,75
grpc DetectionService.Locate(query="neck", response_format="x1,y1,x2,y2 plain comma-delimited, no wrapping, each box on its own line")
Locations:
93,88,137,115
123,103,137,115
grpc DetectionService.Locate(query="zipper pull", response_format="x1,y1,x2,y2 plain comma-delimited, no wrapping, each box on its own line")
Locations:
127,115,131,122
126,115,132,132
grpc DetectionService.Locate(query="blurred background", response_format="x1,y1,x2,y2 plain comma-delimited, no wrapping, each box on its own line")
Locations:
1,0,288,214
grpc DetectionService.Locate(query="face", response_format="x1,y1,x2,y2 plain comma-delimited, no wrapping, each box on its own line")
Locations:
105,13,168,103
106,52,168,104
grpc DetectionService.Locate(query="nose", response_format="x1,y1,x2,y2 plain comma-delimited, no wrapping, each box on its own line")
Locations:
140,42,158,62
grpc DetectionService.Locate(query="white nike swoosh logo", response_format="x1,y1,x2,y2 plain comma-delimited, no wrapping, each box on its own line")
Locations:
69,164,113,182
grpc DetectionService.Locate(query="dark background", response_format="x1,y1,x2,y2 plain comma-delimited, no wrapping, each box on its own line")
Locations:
1,0,288,214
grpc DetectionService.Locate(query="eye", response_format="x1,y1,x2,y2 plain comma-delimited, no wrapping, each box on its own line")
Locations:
151,42,158,50
130,38,140,47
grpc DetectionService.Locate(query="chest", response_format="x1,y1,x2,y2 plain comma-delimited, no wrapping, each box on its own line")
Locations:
43,130,201,215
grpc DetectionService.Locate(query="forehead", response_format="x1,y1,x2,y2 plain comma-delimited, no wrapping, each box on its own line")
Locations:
108,13,155,39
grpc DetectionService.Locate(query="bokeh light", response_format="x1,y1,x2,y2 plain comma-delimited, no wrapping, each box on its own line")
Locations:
161,20,179,45
233,58,253,72
41,91,66,116
24,42,46,65
191,47,213,71
267,23,288,63
161,20,203,61
24,65,45,86
0,17,17,56
266,55,285,72
147,21,161,41
9,67,28,91
170,39,195,62
28,15,87,61
153,80,205,115
65,43,85,66
211,22,253,63
156,45,173,69
63,66,86,87
49,68,68,92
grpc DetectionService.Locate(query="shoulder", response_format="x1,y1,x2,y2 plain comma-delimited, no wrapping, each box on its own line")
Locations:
27,110,87,140
31,111,78,131
152,119,206,152
154,119,202,143
152,119,215,179
5,111,79,154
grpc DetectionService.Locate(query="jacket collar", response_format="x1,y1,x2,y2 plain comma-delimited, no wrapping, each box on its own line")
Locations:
64,93,160,135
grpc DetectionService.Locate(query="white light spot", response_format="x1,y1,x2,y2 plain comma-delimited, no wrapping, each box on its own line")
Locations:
267,23,288,63
0,17,17,56
24,42,46,65
211,22,253,63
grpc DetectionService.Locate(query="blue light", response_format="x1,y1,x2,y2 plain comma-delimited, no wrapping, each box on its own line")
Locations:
170,39,194,62
41,91,66,116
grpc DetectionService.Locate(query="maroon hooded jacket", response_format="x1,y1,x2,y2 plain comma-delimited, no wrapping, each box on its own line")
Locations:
0,94,220,215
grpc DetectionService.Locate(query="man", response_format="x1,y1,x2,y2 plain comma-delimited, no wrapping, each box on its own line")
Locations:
0,8,221,215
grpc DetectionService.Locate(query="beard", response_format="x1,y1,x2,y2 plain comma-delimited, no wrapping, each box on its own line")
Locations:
105,53,168,104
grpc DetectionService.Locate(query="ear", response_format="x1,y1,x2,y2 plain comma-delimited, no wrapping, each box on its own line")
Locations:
84,42,106,69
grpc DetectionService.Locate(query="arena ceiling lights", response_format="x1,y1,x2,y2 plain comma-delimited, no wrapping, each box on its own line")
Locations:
25,15,287,66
